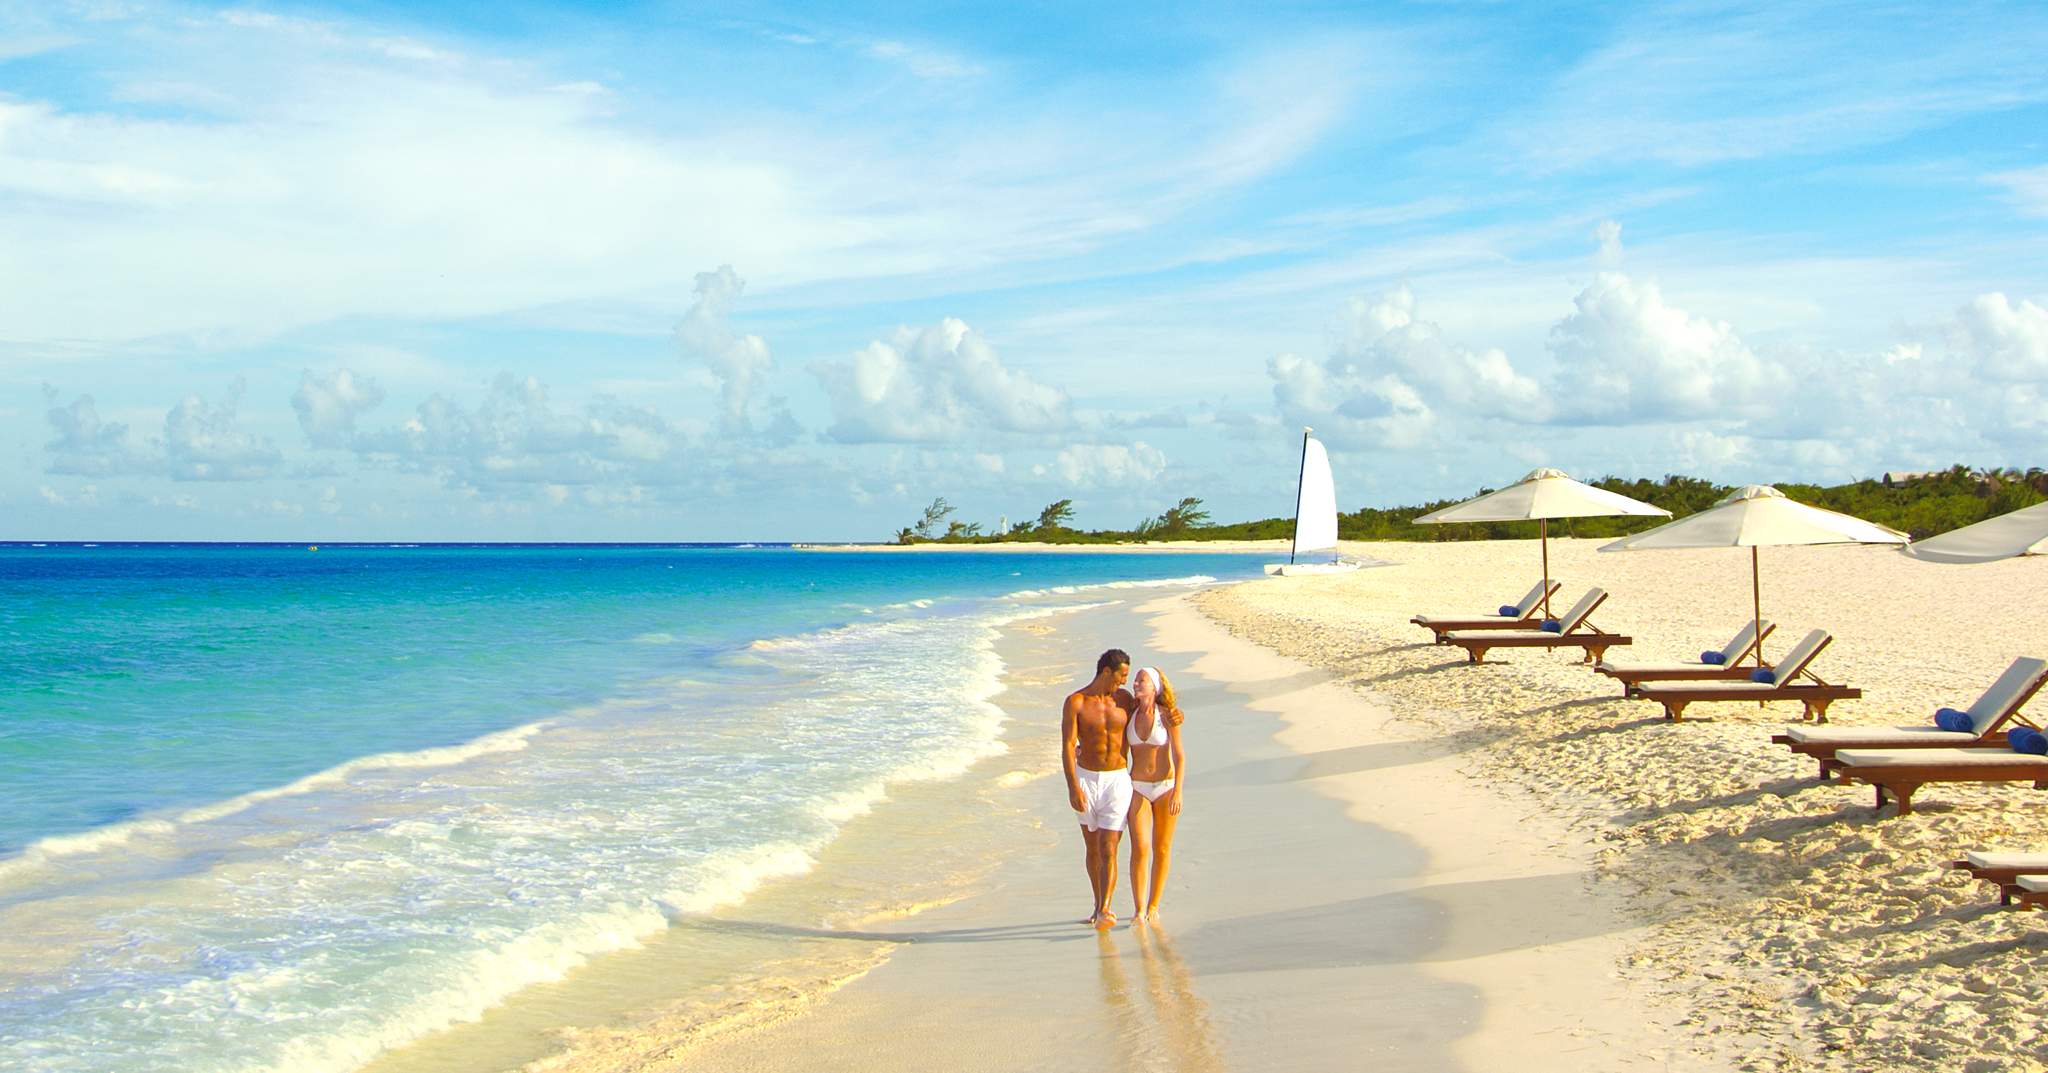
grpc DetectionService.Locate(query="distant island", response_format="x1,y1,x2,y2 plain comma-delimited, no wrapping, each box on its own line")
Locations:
892,465,2048,546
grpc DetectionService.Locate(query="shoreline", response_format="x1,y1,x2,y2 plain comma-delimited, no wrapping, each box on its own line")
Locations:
559,583,1718,1072
793,539,1292,553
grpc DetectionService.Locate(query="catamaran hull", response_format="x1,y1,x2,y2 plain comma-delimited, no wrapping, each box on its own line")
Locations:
1263,561,1363,576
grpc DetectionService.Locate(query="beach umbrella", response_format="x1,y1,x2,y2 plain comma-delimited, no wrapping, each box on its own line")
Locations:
1905,501,2048,564
1414,468,1670,616
1599,485,1907,666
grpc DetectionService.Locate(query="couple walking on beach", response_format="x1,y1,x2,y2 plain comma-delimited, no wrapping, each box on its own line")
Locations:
1061,648,1186,931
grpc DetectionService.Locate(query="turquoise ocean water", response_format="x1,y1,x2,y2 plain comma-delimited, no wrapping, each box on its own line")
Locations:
0,544,1261,1072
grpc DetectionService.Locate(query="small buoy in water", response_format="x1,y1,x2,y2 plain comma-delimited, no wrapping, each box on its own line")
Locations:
308,545,318,551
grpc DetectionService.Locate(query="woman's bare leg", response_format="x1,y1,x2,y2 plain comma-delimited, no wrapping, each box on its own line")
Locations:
1146,803,1179,921
1127,797,1154,921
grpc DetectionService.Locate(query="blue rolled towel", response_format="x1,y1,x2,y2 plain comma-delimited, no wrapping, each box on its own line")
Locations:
1700,650,1727,665
2008,727,2048,755
1498,604,1519,617
1539,619,1562,633
1749,667,1776,684
1933,707,1974,733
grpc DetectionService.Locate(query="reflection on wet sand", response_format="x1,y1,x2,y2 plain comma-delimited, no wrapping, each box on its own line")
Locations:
1134,925,1226,1073
1095,927,1226,1073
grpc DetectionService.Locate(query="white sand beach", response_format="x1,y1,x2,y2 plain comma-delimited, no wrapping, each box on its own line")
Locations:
364,538,2048,1073
1193,537,2048,1072
505,591,1715,1073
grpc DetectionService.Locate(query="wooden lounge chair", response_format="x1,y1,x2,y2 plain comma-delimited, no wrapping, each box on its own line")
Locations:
1411,580,1561,644
2015,875,2048,909
1630,630,1857,723
1594,620,1776,695
1772,658,2048,777
1444,588,1631,665
1949,850,2048,906
1831,747,2048,816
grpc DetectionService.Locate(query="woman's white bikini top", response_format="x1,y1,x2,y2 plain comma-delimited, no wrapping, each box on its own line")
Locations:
1129,667,1169,747
1128,707,1169,747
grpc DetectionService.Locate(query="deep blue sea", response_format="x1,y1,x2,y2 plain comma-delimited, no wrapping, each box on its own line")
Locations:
0,543,1261,1073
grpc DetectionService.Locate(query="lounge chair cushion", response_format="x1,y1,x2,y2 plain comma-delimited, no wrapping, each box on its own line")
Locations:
1750,667,1776,684
2011,727,2048,755
1539,619,1562,633
1834,747,2048,768
1966,850,2048,870
2017,876,2048,894
1935,708,1974,733
1782,724,1975,745
1701,650,1726,665
1498,605,1519,616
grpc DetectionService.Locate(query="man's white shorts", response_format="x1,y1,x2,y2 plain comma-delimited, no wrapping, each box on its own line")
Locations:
1075,766,1133,833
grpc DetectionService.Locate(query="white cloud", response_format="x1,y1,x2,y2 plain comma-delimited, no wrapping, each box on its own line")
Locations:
676,265,775,434
43,391,139,476
1338,285,1545,419
39,484,101,507
1546,272,1791,425
1594,219,1623,264
1267,285,1541,449
44,384,280,481
1269,352,1435,450
352,374,687,492
863,39,983,80
1044,442,1166,486
1990,165,2048,218
812,317,1069,443
1946,292,2048,381
0,11,1362,344
293,368,387,447
1499,6,2048,172
162,382,284,480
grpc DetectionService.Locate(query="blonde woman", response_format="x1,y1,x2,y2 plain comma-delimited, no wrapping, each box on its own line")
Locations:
1126,666,1185,924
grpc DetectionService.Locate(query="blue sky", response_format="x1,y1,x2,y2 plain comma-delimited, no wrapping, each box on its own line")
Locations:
4,0,2046,540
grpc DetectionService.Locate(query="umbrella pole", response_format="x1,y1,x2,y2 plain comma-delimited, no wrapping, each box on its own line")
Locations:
1752,546,1764,668
1541,519,1550,617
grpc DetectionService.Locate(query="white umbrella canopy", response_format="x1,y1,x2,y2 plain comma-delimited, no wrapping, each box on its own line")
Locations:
1415,468,1670,615
1599,485,1908,665
1906,501,2048,564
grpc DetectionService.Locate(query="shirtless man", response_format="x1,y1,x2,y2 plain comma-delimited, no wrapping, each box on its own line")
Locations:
1062,648,1134,930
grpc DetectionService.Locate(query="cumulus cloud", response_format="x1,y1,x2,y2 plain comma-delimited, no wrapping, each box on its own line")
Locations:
1946,292,2048,381
1594,219,1623,264
676,265,776,434
1546,272,1791,425
43,383,280,481
1034,442,1167,486
293,368,386,447
161,382,284,481
1267,285,1541,450
353,373,686,492
44,391,140,476
813,318,1070,443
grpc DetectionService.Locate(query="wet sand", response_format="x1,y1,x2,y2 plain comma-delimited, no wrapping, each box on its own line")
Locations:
551,593,1714,1072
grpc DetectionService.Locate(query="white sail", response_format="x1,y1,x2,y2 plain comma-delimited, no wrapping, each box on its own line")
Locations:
1292,434,1339,556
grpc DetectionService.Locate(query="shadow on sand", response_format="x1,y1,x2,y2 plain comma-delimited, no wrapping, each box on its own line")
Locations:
1172,869,1671,976
1201,738,1482,789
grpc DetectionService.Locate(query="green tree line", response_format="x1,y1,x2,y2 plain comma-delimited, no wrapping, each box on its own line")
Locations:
892,466,2047,545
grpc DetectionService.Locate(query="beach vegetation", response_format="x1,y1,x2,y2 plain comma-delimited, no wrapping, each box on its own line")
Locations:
890,465,2044,544
1034,499,1076,532
909,497,955,541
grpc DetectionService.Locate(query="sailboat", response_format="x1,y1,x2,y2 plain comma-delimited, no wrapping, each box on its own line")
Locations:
1264,428,1361,576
